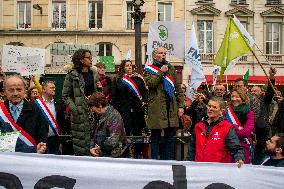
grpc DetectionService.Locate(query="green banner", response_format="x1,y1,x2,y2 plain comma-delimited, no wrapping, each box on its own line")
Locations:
98,56,115,72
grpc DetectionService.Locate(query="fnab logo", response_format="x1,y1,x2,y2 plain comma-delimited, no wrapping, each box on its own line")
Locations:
158,25,168,41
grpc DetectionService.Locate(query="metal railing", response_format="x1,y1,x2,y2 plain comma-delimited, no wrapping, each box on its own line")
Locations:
265,54,283,63
266,0,282,5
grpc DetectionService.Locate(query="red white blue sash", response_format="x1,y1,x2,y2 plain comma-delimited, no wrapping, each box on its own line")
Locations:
144,65,175,97
0,103,36,147
226,105,241,126
121,75,142,100
34,98,61,136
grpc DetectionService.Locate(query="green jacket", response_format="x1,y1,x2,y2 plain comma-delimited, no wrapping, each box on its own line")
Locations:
62,69,99,156
144,64,184,129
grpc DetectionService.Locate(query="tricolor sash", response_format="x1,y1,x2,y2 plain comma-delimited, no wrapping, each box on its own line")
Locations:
225,105,241,126
34,98,61,136
144,65,175,98
226,105,253,154
121,75,142,100
0,103,36,147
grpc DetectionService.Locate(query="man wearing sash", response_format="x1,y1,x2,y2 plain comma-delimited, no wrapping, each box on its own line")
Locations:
144,47,184,160
0,75,47,153
35,80,66,154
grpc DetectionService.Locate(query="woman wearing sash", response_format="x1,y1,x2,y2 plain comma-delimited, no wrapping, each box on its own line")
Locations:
62,49,100,156
110,60,147,158
229,89,255,164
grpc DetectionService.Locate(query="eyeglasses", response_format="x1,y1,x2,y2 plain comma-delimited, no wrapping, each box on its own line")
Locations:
84,56,93,61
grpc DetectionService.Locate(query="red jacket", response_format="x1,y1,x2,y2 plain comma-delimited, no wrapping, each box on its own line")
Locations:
195,120,233,163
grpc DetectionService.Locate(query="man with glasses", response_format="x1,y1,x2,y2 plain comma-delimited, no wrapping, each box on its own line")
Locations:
144,47,184,160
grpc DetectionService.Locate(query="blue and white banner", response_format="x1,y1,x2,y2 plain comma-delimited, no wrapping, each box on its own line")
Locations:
0,153,284,189
212,65,219,91
185,22,205,100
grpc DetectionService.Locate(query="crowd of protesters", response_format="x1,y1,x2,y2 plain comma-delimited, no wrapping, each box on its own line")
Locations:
0,47,283,168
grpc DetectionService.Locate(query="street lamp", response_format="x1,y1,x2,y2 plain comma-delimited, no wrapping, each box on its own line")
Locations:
131,0,146,74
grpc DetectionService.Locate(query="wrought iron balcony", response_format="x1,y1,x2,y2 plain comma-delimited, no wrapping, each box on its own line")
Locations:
196,0,214,4
265,54,283,63
266,0,282,5
200,53,215,62
231,0,247,4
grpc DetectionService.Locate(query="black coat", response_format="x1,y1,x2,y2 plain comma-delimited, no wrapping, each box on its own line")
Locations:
272,99,284,134
0,100,48,153
110,75,147,135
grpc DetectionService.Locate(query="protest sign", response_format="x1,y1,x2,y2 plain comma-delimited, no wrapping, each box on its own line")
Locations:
0,132,19,152
147,21,185,59
2,45,46,76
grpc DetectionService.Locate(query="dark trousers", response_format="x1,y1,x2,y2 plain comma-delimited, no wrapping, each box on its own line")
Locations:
150,127,176,160
47,136,60,155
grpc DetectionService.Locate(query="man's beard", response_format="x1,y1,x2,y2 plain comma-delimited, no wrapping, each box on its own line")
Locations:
264,148,277,157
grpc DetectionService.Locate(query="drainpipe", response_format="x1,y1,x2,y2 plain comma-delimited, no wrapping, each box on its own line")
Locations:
75,0,79,43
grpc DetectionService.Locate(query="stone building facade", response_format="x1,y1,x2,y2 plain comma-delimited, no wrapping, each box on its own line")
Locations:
0,0,284,84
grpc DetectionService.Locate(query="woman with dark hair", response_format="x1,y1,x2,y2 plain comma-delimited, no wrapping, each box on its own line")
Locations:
228,88,255,164
110,59,148,158
88,92,127,158
62,49,100,156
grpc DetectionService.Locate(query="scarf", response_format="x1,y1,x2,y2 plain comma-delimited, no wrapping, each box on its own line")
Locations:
232,104,250,125
152,61,175,99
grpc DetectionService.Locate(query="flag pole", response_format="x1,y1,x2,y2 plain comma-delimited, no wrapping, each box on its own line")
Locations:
226,75,229,91
250,50,277,93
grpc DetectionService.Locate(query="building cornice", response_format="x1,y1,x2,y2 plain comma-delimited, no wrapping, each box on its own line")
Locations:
190,5,221,16
225,7,254,17
261,7,284,17
0,30,148,36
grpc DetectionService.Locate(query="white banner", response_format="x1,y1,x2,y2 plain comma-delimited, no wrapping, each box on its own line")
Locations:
2,45,46,76
0,153,284,189
147,21,185,59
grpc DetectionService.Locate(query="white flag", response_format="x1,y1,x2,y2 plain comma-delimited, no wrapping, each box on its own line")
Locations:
212,65,219,91
225,15,254,74
233,15,255,46
125,49,132,60
185,22,205,100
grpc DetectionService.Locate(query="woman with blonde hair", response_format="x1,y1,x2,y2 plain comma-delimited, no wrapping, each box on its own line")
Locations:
227,88,254,164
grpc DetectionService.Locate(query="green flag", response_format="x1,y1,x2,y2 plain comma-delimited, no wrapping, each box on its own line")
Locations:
213,17,252,80
98,56,115,72
243,69,249,83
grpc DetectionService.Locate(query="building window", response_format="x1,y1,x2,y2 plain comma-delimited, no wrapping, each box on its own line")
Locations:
266,0,282,5
98,43,112,56
89,0,103,29
231,0,247,4
157,2,172,21
52,1,66,29
126,1,134,30
17,1,31,29
266,22,281,54
197,20,213,53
